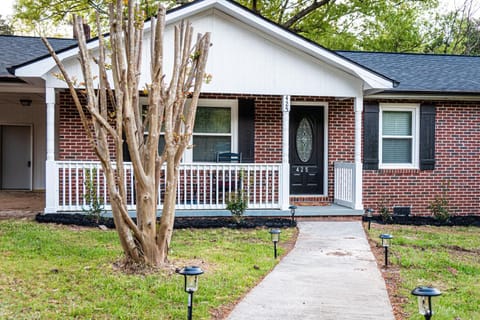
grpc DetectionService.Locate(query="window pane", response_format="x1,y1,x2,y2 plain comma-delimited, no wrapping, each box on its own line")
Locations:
158,135,165,154
383,138,412,163
383,111,411,136
193,136,231,162
194,107,231,133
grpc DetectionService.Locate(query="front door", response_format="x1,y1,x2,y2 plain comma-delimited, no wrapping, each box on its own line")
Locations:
290,106,324,195
1,125,32,189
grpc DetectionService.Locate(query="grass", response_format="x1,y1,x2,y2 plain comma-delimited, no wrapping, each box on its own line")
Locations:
0,220,296,319
366,224,480,320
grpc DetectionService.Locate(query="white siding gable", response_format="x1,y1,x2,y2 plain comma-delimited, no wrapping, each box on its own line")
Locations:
16,0,393,95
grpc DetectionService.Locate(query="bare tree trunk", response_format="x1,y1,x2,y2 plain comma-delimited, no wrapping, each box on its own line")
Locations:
43,1,210,267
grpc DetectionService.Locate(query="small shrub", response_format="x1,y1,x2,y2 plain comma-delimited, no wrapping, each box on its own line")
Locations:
82,169,104,223
428,180,451,222
226,190,248,223
378,196,392,223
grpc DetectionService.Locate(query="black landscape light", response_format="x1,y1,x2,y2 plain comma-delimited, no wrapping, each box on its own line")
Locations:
269,229,281,259
289,205,297,224
177,266,204,320
379,233,393,267
411,286,442,320
365,208,374,230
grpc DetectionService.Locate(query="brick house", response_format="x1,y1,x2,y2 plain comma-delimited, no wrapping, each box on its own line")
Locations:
2,0,479,216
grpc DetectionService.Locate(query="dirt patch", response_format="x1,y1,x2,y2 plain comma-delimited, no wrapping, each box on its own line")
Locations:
365,215,480,227
0,191,44,220
367,234,409,320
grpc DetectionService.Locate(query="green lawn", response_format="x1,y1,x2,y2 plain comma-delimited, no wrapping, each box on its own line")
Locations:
0,220,296,319
367,224,480,320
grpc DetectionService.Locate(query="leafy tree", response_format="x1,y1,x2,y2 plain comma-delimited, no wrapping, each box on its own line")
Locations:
0,15,14,35
16,0,437,52
14,0,177,36
237,0,437,51
43,0,210,266
424,0,480,55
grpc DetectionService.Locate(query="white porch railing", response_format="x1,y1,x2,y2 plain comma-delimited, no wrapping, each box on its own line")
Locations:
333,161,356,209
53,161,282,212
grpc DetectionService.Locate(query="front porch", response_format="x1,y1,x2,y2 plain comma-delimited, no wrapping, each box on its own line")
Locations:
45,160,360,214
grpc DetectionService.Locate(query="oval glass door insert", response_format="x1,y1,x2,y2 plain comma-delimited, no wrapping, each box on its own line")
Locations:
296,117,313,162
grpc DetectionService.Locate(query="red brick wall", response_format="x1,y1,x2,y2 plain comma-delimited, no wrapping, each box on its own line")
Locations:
58,90,97,160
363,100,480,216
60,90,480,215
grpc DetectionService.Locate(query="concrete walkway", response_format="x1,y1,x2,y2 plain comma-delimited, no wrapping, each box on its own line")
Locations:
227,221,395,320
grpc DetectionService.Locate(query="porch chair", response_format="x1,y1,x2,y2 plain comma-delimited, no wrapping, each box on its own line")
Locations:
215,152,243,202
216,152,242,163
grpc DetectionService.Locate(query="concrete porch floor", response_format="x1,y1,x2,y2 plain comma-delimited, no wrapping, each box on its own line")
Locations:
0,190,363,218
172,204,363,217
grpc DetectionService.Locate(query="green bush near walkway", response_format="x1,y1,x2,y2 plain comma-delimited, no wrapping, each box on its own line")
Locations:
0,221,296,319
367,224,480,320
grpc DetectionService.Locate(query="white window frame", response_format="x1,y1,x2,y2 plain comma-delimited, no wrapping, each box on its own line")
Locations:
379,103,420,169
184,99,238,163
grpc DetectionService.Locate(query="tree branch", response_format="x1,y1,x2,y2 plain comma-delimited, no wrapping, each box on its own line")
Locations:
282,0,332,29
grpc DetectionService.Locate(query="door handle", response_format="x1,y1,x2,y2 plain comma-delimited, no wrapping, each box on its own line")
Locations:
28,161,31,168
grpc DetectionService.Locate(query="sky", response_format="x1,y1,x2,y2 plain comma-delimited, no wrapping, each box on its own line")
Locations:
2,0,480,20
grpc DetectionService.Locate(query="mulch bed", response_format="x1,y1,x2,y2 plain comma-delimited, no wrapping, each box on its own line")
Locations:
36,212,480,229
363,214,480,227
35,213,297,229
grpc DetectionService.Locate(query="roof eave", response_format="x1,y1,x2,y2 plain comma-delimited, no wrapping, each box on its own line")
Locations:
15,0,395,90
366,89,480,101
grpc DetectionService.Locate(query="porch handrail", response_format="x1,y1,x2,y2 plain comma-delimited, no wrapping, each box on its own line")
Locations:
53,161,282,212
333,161,356,209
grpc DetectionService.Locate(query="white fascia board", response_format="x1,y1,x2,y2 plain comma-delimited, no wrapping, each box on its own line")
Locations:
14,40,99,78
367,93,480,101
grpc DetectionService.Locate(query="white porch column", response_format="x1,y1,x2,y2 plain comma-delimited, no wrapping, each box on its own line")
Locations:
45,87,57,213
354,96,364,210
280,95,290,210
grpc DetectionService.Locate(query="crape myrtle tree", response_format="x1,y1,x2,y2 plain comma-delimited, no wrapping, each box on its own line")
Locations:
43,0,210,267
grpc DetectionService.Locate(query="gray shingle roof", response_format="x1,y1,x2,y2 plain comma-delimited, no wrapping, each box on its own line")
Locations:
337,51,480,94
0,35,77,78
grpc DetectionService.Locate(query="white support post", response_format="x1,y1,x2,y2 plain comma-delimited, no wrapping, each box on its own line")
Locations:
280,95,290,210
45,87,57,213
354,96,364,210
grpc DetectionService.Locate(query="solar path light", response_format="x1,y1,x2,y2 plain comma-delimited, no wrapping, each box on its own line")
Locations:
177,266,204,320
365,208,374,230
411,286,442,320
379,233,393,267
269,229,281,259
289,205,297,225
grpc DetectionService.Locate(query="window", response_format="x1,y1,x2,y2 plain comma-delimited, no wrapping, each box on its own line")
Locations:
379,105,419,169
185,99,238,162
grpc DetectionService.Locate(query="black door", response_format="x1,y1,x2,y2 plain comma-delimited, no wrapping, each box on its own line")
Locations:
290,106,324,194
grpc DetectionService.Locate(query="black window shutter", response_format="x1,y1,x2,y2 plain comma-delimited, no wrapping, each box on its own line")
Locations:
363,102,379,170
238,98,255,163
420,104,436,170
122,134,131,162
